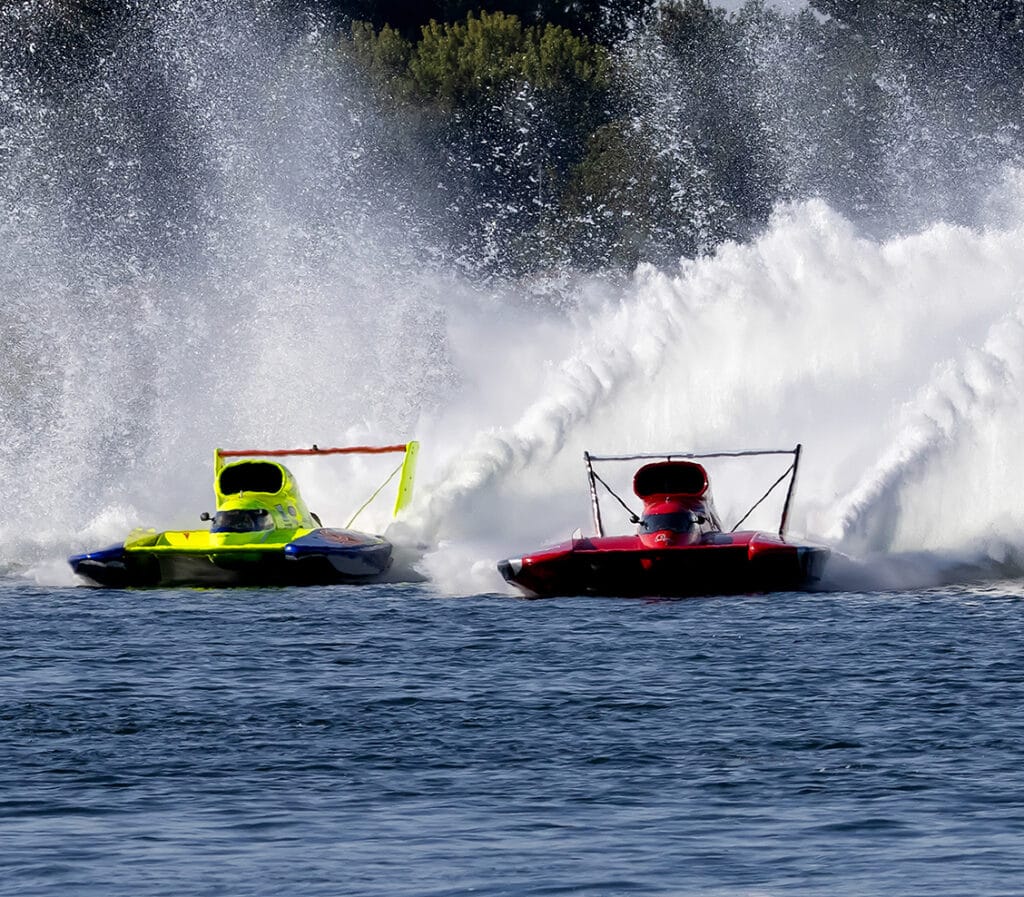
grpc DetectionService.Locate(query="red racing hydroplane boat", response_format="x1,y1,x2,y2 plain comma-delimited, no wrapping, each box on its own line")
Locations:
498,446,829,598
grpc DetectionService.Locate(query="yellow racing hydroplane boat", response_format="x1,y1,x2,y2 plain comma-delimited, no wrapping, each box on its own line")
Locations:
69,442,419,588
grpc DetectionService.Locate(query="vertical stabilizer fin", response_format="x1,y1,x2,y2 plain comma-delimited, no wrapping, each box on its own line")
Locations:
393,440,420,517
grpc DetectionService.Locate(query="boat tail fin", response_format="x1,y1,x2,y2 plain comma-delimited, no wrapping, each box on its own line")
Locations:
393,441,420,516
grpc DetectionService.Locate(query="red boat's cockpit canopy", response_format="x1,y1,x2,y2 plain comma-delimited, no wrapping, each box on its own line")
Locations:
638,509,707,534
632,462,722,541
637,510,705,544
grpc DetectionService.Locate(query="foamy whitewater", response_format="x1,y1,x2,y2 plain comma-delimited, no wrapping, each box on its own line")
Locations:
3,3,1024,595
408,182,1024,593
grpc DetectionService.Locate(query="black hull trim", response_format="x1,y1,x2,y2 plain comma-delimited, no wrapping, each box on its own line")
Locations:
71,545,393,589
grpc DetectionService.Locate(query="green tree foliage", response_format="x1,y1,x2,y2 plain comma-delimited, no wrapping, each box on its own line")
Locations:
658,0,777,234
342,10,611,275
347,19,414,101
561,0,772,269
324,0,648,43
377,10,610,104
6,0,1023,277
344,11,608,122
558,121,678,270
338,0,1024,273
411,11,535,101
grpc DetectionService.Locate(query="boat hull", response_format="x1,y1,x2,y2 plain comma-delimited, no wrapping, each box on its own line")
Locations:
498,533,829,598
69,528,393,588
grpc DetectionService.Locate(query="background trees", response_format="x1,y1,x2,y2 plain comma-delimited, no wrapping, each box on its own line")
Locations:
343,9,612,275
3,0,1022,278
323,0,649,42
341,0,1024,273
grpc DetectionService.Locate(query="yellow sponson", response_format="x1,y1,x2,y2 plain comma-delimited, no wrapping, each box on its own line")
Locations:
124,526,308,554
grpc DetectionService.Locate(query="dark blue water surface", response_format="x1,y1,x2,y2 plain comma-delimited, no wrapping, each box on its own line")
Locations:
3,582,1024,897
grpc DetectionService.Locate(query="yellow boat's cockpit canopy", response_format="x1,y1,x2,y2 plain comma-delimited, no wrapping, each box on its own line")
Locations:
210,508,276,533
213,459,316,531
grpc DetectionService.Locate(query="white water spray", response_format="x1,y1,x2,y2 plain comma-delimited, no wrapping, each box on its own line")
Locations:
4,4,1024,595
406,193,1024,593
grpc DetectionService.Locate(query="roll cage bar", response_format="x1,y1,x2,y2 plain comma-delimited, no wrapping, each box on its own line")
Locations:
583,445,803,539
214,442,420,519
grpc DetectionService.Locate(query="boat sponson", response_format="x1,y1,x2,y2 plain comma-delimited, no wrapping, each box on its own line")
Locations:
70,528,392,588
499,533,828,598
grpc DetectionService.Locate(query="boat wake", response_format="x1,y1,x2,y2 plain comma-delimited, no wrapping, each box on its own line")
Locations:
821,541,1024,594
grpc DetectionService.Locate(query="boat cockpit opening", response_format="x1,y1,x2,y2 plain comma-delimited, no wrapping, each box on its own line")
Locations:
210,508,275,533
633,462,708,498
638,510,713,538
219,461,284,495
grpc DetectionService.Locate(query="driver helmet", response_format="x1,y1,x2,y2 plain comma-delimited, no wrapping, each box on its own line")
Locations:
638,500,704,546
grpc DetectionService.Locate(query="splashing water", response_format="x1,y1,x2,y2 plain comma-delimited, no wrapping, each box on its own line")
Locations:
409,189,1024,592
4,3,1024,594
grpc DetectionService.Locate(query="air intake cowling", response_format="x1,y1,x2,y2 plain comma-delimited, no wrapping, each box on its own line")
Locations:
218,460,285,496
633,461,708,499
